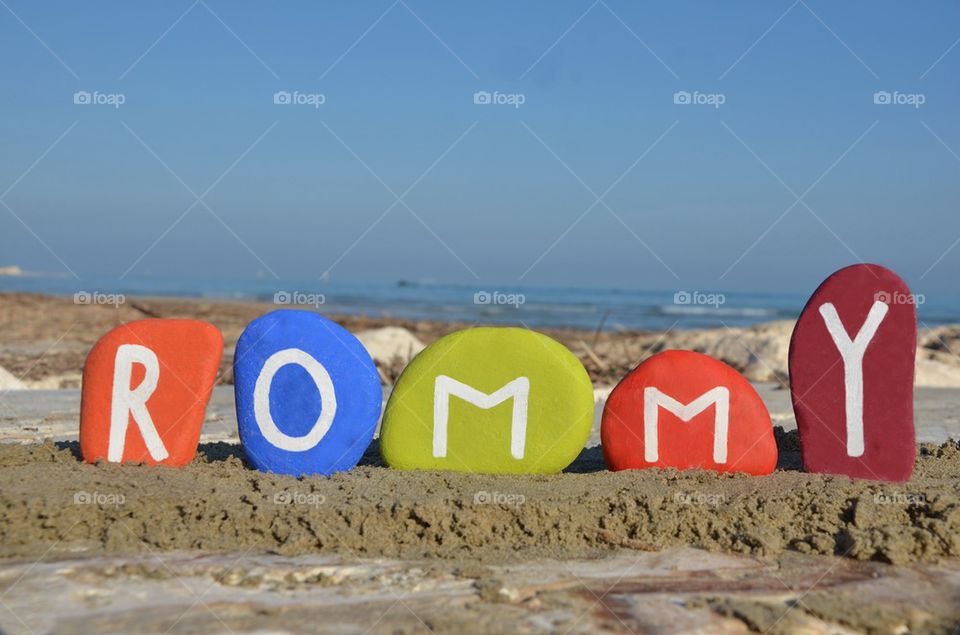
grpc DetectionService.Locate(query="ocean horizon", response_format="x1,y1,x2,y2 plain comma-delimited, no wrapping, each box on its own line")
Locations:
2,275,957,331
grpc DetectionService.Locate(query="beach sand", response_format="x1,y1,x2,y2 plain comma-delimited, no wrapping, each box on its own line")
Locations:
1,424,959,633
1,292,960,633
1,432,959,565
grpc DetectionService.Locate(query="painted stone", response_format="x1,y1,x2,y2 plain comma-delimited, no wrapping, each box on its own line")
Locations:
80,319,223,466
234,310,381,477
601,350,776,475
380,327,594,474
789,264,917,481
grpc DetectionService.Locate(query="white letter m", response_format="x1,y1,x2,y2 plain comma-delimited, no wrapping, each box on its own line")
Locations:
643,386,729,463
433,375,530,459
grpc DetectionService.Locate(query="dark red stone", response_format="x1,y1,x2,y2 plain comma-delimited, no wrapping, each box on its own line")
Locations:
789,264,916,481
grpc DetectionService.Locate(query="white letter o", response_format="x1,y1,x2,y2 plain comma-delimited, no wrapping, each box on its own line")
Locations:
253,348,337,452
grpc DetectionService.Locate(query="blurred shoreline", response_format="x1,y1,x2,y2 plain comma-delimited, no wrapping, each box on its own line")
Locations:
2,291,960,390
0,275,813,331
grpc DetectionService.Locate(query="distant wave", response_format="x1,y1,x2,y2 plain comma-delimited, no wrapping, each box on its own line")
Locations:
0,266,68,279
657,305,781,318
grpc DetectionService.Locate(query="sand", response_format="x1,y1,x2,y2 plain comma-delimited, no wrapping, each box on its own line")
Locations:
3,433,960,632
1,431,958,566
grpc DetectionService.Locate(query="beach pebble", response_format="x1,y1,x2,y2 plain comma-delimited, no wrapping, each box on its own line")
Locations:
79,319,223,466
789,264,916,481
0,364,26,391
601,350,776,475
234,310,381,476
380,327,594,473
356,326,425,365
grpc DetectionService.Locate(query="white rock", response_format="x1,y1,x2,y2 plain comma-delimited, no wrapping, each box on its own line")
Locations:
0,365,26,390
606,320,960,388
915,356,960,388
628,320,794,384
0,265,23,276
356,327,425,365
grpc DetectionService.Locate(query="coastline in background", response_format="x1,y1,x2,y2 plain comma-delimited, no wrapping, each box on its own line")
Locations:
1,274,958,331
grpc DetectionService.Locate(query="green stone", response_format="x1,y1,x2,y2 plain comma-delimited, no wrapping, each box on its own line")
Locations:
380,327,594,474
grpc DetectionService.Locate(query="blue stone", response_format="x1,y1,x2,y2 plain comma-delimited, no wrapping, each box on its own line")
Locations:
234,310,381,476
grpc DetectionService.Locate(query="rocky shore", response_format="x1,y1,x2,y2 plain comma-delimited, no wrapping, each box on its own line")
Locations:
2,292,960,390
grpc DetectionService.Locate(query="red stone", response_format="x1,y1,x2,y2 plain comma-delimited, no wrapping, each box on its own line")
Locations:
601,350,777,475
789,264,916,481
80,319,223,466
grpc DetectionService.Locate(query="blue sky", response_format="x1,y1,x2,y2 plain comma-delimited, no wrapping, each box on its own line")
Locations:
1,1,958,294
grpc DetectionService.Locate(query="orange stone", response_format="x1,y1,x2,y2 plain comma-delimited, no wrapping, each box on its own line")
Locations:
79,319,223,466
601,350,777,475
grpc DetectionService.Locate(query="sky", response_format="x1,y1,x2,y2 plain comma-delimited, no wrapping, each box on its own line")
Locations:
1,0,959,295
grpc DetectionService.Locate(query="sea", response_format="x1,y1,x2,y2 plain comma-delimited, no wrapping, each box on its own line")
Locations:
2,275,958,332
